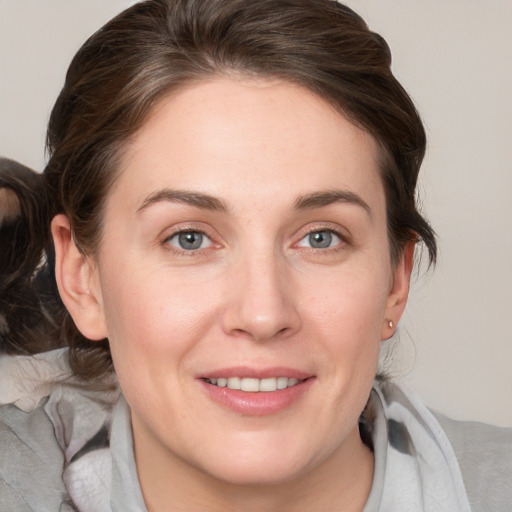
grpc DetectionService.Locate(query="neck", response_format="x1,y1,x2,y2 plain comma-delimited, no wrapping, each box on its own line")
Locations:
134,422,374,512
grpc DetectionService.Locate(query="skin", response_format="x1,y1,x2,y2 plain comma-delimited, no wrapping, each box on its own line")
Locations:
52,78,413,512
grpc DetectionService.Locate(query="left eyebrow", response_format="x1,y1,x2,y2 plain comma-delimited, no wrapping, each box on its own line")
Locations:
293,189,373,219
136,188,230,214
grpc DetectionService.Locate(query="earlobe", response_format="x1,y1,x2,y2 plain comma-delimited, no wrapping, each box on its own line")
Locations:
381,241,415,340
51,214,108,341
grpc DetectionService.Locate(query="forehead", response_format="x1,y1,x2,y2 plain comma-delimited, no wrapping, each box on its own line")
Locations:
112,77,384,213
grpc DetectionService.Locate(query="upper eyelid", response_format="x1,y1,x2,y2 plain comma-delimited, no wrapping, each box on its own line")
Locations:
160,225,218,250
295,224,350,242
158,222,351,248
161,223,214,240
296,229,344,246
160,228,219,257
163,226,209,238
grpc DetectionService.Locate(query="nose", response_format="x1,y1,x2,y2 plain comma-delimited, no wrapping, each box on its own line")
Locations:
221,251,301,342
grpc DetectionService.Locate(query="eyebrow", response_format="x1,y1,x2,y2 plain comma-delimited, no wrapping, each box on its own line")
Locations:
137,187,372,219
293,190,372,219
137,189,230,214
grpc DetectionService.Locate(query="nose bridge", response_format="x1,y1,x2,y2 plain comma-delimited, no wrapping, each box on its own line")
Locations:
222,240,300,341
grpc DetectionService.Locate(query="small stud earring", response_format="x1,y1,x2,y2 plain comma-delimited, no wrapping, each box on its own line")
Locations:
387,320,394,329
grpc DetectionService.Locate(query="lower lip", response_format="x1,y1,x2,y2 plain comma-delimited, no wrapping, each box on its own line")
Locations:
199,378,314,416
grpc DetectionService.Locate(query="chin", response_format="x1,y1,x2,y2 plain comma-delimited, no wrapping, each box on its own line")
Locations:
203,459,306,487
192,433,318,487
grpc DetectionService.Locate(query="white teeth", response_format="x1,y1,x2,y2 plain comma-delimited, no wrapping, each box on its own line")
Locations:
259,378,277,392
227,377,241,390
207,376,302,392
277,377,288,390
240,378,259,392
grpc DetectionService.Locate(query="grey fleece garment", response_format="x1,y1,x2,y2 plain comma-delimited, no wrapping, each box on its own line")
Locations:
0,398,66,511
434,411,512,511
1,392,511,511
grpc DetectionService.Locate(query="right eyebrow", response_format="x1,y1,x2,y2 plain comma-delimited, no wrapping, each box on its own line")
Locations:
136,188,230,214
293,189,373,220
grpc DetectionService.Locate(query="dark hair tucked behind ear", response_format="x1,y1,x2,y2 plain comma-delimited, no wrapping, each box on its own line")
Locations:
2,0,436,382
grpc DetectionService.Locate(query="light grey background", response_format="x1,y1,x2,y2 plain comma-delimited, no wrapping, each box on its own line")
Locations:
1,0,511,426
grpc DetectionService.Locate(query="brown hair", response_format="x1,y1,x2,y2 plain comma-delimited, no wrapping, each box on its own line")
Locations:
1,0,436,381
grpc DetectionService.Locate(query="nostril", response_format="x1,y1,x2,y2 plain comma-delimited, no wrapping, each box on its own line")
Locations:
228,323,296,343
277,326,292,337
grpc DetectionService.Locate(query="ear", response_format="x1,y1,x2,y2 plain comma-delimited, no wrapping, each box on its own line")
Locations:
51,214,108,340
381,240,415,340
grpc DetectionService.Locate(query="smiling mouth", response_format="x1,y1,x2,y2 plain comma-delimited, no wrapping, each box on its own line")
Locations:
204,376,303,392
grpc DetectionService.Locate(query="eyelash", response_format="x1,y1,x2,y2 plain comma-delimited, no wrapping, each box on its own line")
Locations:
160,225,349,257
294,227,348,254
161,227,216,256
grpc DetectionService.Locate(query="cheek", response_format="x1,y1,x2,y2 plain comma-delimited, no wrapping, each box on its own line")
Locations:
303,263,390,333
98,265,223,369
303,266,390,387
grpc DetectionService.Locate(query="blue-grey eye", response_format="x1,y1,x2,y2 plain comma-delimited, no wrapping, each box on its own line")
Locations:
168,231,211,250
298,230,341,249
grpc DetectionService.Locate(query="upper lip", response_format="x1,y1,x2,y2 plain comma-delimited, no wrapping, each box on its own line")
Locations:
198,366,313,380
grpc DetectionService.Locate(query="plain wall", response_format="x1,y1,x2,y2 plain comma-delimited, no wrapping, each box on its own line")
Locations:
0,0,511,426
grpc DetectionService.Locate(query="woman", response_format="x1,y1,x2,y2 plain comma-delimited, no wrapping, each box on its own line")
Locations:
0,1,510,511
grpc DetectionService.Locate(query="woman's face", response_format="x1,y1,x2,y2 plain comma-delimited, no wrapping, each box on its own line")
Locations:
83,78,411,485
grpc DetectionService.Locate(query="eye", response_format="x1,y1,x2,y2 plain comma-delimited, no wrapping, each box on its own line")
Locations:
297,229,342,249
166,230,212,251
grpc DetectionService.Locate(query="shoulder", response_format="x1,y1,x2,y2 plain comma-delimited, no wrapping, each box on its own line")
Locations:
434,411,512,512
0,349,119,510
0,398,67,511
